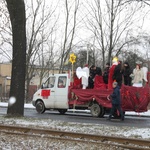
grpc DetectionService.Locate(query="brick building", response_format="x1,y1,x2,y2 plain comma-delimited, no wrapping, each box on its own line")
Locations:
0,62,62,101
0,63,11,99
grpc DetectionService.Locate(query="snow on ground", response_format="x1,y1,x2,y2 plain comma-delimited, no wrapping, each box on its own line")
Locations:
0,116,150,140
0,102,150,149
0,101,150,140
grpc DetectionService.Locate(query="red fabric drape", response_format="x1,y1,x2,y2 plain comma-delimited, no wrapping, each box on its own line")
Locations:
121,85,150,112
70,89,112,108
69,85,150,112
94,75,107,90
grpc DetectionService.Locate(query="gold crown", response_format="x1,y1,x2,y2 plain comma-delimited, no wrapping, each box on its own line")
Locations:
112,57,118,63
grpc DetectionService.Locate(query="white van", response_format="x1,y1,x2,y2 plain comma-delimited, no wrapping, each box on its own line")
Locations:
32,74,70,114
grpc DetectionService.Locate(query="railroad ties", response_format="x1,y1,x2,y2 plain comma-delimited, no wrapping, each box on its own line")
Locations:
0,124,150,150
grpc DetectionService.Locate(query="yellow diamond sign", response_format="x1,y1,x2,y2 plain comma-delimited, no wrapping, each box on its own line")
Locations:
69,53,76,64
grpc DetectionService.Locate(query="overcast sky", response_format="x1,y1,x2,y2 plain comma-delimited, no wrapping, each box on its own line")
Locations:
1,0,150,62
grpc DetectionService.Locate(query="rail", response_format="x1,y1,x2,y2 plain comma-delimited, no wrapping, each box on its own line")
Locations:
0,124,149,150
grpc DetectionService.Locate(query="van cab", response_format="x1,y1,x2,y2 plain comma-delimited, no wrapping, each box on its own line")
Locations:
32,74,70,114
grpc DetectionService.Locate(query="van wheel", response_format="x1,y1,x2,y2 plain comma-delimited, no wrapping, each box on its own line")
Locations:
90,103,103,117
36,101,45,114
58,109,67,114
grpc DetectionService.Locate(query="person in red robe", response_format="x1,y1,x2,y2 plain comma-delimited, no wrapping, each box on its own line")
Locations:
73,72,81,89
108,57,118,90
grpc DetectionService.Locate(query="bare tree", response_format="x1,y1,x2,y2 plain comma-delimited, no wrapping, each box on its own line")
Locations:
1,0,60,101
59,0,80,73
131,33,150,70
0,0,12,61
123,0,150,7
5,0,26,116
25,0,59,101
84,0,144,68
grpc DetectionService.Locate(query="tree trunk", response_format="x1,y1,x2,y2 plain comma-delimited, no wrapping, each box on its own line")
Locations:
6,0,26,116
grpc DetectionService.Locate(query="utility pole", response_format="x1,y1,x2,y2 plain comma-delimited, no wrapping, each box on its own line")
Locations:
87,44,89,64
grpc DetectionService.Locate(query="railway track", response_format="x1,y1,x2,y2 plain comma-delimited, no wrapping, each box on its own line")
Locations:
0,124,150,150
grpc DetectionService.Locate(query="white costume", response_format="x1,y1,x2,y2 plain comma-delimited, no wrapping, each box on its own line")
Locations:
142,67,148,82
76,67,89,89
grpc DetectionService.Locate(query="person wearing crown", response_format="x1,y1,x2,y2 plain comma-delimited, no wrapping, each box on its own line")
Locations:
108,57,118,90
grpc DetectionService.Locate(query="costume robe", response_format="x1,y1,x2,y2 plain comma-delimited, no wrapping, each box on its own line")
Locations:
108,63,117,90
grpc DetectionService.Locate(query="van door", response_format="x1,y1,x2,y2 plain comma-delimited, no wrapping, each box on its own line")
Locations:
54,75,68,109
42,76,56,108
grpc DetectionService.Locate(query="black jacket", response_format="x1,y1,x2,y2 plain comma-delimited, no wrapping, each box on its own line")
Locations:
113,64,123,83
90,67,102,79
122,63,132,86
123,66,132,77
103,67,109,84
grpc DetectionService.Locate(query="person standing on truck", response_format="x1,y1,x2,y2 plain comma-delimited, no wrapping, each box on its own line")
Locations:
108,57,118,90
88,65,102,89
113,60,123,88
103,62,110,84
122,62,132,86
107,82,124,121
82,64,89,89
131,64,143,87
88,70,94,88
76,65,89,89
90,65,102,77
141,63,148,86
